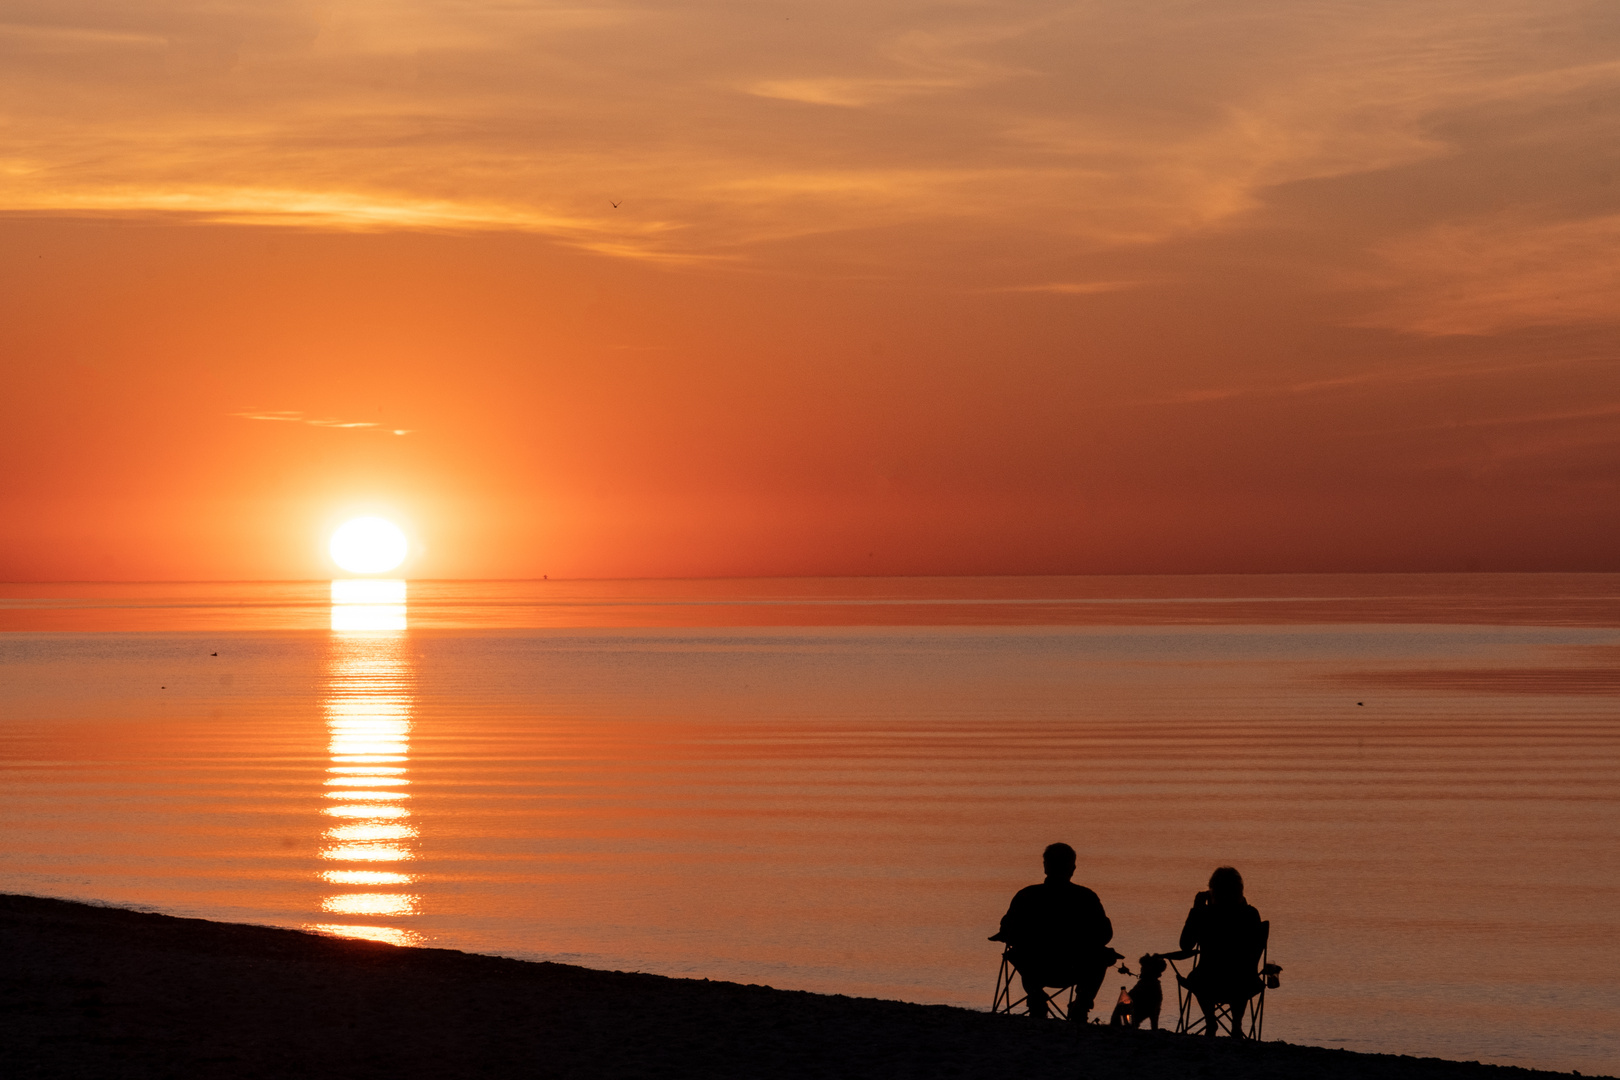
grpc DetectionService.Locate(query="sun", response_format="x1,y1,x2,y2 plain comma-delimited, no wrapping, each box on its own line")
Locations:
329,516,409,574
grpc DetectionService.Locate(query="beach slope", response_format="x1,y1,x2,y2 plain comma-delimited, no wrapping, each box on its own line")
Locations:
0,894,1589,1079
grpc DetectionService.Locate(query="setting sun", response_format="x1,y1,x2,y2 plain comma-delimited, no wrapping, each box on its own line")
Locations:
329,517,409,574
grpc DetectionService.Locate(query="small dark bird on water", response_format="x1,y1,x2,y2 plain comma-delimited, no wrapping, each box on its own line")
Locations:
210,652,217,657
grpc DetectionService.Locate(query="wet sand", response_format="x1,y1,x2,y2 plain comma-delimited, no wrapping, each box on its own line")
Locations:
0,894,1595,1080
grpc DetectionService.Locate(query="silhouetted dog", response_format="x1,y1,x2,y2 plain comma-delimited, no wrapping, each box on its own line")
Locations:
1108,954,1167,1030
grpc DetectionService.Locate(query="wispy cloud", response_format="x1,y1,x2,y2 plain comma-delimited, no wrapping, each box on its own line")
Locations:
1139,353,1614,407
2,0,1618,284
1375,402,1620,437
0,185,695,261
745,13,1027,107
1355,214,1620,336
747,77,964,108
0,22,166,51
990,281,1142,296
1402,406,1620,474
232,410,410,434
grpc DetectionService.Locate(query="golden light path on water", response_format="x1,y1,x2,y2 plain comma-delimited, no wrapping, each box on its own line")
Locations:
308,580,421,945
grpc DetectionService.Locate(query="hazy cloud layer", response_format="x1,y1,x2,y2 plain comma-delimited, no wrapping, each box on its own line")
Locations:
1362,213,1620,335
4,0,1620,327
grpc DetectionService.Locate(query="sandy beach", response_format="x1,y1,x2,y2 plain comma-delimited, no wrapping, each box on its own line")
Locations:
0,893,1596,1080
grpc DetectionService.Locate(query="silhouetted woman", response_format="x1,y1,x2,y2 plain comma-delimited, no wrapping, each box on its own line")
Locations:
1178,866,1264,1037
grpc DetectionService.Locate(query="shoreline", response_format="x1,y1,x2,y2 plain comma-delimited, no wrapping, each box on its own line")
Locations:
0,893,1598,1079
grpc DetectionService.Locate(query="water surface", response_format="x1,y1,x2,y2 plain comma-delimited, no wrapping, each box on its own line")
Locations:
1,575,1616,1074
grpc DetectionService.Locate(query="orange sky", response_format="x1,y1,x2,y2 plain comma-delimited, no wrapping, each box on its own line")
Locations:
3,0,1619,579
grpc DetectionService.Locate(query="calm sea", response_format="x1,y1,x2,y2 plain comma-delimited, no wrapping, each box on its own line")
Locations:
1,576,1616,1074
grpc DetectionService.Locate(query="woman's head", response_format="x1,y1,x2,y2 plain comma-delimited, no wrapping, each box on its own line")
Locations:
1208,866,1244,900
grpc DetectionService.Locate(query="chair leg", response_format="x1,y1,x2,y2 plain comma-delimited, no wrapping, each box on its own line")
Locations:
994,956,1088,1022
1170,955,1272,1041
993,954,1015,1014
993,953,1040,1016
1174,982,1196,1034
1192,998,1233,1036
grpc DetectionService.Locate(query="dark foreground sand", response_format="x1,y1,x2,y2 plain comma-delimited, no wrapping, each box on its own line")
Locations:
1,894,1593,1080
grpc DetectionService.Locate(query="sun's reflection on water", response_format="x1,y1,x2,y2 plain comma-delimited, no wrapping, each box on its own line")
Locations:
329,578,407,632
309,580,422,946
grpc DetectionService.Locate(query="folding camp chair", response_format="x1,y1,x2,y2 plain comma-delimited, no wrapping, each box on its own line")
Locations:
1166,920,1281,1039
991,944,1080,1019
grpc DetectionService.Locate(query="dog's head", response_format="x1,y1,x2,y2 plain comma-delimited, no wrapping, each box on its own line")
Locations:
1138,954,1167,978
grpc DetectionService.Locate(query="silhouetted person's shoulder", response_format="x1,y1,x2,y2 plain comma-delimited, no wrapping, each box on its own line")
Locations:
1005,879,1104,918
998,880,1111,949
1014,879,1106,914
1179,898,1261,953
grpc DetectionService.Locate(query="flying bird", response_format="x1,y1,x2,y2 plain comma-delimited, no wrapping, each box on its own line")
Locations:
611,201,620,208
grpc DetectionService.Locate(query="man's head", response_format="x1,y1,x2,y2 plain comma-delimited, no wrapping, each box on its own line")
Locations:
1042,842,1077,880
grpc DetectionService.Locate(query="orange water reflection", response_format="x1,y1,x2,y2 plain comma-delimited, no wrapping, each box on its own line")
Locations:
308,581,421,946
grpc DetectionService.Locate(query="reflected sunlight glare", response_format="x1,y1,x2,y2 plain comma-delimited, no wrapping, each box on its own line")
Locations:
330,578,408,632
323,804,410,819
321,893,420,917
326,824,416,841
305,610,422,947
323,871,416,886
331,578,407,605
330,603,407,632
322,843,413,862
309,924,422,947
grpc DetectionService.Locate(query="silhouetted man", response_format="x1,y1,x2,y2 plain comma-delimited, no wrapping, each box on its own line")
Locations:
990,843,1115,1021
